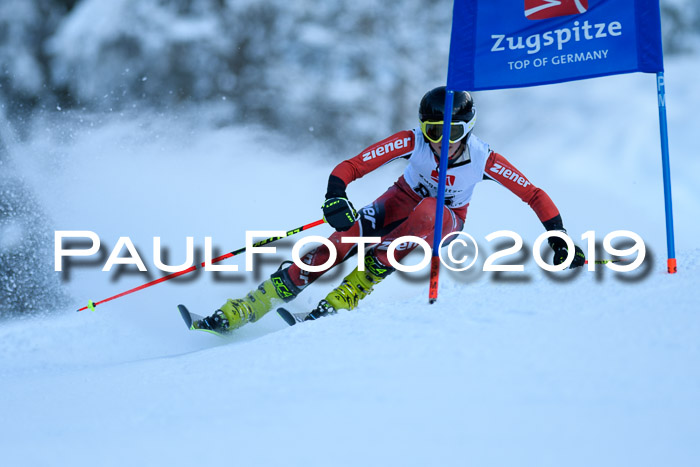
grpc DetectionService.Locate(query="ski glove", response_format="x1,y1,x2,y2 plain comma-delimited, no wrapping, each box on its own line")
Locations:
552,244,586,268
542,217,585,269
322,197,358,232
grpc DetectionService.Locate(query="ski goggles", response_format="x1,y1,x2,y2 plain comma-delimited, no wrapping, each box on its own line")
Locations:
420,110,477,144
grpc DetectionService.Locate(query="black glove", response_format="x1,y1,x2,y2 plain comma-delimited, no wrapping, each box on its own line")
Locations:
543,216,585,269
551,242,586,268
322,197,358,231
323,175,358,231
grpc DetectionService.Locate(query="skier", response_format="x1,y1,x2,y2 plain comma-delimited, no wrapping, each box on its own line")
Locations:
193,86,585,333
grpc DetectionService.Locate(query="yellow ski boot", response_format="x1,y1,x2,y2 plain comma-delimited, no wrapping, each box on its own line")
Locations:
305,254,393,321
195,266,301,333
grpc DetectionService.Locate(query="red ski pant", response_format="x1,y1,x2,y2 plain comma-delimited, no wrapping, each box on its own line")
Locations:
288,177,466,288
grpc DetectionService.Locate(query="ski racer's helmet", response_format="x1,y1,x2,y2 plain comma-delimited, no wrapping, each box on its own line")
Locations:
419,86,476,146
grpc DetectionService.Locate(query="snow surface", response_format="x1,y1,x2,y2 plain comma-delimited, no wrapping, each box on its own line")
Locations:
2,57,700,466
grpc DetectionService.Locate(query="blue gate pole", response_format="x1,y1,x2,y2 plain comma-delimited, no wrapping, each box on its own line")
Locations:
428,90,455,303
656,71,677,274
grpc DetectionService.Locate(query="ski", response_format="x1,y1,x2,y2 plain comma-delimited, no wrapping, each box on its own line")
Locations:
276,307,309,326
178,304,226,336
277,302,337,326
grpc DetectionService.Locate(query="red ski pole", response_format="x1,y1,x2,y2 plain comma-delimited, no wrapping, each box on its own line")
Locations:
77,219,326,312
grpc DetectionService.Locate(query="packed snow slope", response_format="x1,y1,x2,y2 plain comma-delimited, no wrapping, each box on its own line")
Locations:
2,58,699,466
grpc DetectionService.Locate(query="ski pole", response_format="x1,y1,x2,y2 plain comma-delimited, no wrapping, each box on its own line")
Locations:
584,259,631,265
77,219,326,312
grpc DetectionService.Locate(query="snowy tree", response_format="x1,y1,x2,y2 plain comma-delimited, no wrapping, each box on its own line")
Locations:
0,119,68,318
0,0,698,147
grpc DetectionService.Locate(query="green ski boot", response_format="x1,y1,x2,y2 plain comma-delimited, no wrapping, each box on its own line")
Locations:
196,266,301,333
305,254,393,321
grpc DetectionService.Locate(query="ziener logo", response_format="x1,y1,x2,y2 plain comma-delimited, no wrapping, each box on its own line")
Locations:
489,163,531,188
361,136,411,162
525,0,588,20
